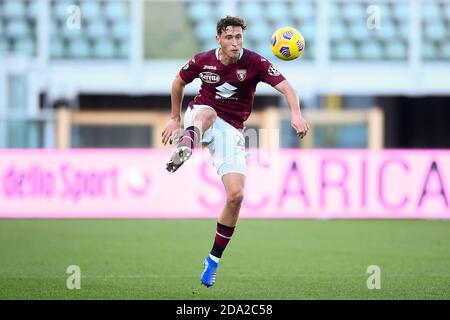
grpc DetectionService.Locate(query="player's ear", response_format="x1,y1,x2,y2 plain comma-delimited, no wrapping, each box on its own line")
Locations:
216,34,220,45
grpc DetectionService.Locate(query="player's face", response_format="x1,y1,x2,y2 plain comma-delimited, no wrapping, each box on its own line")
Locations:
216,26,243,61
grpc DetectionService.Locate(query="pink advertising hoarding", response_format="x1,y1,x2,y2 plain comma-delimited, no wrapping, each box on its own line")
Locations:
0,149,448,219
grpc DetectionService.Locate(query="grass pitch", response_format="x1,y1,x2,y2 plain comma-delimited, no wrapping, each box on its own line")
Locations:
0,219,449,299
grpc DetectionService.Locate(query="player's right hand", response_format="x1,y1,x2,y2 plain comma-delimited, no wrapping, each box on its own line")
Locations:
162,117,181,145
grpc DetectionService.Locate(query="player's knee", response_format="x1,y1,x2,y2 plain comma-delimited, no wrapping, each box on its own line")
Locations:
196,109,217,128
227,188,244,208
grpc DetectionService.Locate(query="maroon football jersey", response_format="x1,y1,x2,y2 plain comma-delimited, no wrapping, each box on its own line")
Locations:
179,48,286,130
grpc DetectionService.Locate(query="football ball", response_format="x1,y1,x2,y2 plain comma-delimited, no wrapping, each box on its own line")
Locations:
270,27,305,61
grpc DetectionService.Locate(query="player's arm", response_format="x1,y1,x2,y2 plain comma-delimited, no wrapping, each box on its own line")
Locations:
162,73,187,145
274,80,309,139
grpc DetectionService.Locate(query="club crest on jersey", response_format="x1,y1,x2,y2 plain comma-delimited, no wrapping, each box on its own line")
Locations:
236,69,247,81
199,72,220,83
268,65,281,76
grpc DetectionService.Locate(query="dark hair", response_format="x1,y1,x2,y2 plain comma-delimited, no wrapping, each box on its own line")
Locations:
216,16,247,35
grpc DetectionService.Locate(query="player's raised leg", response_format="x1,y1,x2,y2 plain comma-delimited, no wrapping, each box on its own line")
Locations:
166,108,217,173
201,173,245,287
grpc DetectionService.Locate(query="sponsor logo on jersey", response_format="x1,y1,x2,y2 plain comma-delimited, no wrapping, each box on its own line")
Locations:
268,65,281,76
215,82,237,99
203,65,217,70
199,72,220,83
236,69,247,81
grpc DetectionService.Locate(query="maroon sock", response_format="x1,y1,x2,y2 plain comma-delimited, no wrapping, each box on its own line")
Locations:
178,126,201,149
210,222,235,258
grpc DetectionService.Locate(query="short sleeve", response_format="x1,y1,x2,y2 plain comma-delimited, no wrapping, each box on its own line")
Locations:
257,58,286,87
178,55,202,84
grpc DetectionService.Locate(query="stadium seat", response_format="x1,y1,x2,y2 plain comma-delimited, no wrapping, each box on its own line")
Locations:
112,20,131,40
422,41,437,60
349,23,370,41
341,3,364,21
328,2,340,20
117,39,130,58
392,2,410,21
27,1,39,17
424,22,446,42
87,20,109,39
239,2,263,23
200,38,219,52
255,41,273,59
214,2,229,20
49,37,65,58
333,41,357,60
440,43,450,60
298,21,315,43
67,38,90,58
266,2,289,23
105,1,129,20
375,20,397,41
0,39,9,53
93,39,116,58
292,2,314,21
3,0,26,18
329,21,347,41
5,19,30,37
422,2,441,20
246,20,271,43
187,2,212,22
15,37,35,56
385,41,407,59
444,4,450,21
52,0,74,20
195,19,216,42
360,41,383,60
79,1,102,21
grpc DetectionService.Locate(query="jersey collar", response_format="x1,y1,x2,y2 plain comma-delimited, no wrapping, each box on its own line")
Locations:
215,48,244,61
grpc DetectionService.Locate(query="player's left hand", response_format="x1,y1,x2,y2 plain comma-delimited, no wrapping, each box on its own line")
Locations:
291,115,309,139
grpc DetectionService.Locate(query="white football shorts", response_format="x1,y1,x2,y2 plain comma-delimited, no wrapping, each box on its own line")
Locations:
183,104,246,178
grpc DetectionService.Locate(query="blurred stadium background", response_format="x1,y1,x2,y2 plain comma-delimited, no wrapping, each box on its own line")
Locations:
0,0,449,300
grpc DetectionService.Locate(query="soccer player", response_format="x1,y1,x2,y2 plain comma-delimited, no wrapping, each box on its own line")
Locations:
161,16,309,287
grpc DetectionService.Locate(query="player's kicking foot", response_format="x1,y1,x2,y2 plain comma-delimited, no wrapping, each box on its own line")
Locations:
200,256,218,288
166,145,192,173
